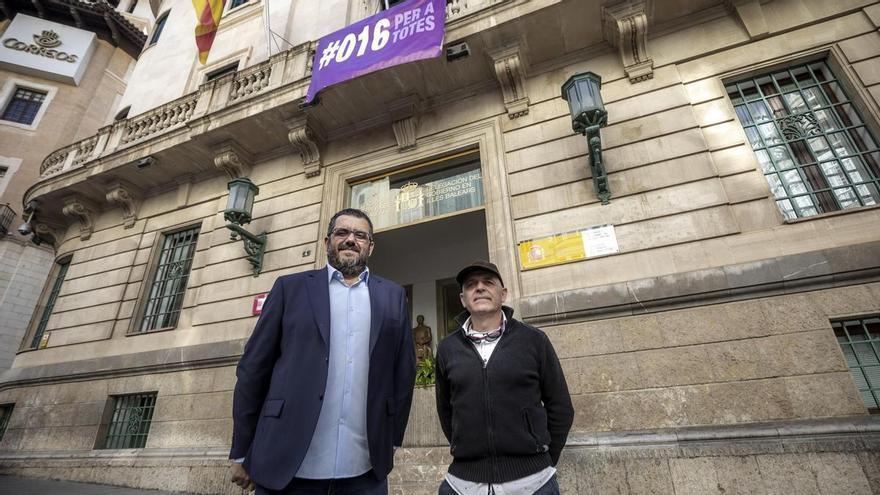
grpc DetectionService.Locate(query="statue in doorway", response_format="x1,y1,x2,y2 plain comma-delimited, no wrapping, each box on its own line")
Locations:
412,315,433,365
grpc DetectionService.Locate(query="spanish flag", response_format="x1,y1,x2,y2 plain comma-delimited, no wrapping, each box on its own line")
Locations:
192,0,226,64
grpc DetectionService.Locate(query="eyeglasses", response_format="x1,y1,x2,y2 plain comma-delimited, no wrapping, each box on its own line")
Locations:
466,328,503,343
331,228,371,242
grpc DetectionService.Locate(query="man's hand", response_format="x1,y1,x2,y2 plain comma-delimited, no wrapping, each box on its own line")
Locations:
229,462,255,492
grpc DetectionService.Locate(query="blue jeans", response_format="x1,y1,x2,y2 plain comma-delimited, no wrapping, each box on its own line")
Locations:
256,471,387,495
438,474,560,495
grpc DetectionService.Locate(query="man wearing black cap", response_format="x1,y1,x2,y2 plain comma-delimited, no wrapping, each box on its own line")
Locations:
434,261,574,495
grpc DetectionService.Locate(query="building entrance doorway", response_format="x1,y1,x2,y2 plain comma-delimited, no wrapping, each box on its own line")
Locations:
350,151,490,351
368,209,489,352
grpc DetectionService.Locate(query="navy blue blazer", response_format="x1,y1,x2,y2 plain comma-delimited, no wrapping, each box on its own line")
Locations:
230,268,416,490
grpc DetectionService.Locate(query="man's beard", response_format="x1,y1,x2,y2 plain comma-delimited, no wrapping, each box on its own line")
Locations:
328,240,369,277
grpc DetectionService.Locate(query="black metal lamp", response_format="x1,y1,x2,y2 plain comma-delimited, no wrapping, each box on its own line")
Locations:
224,178,266,276
562,72,611,204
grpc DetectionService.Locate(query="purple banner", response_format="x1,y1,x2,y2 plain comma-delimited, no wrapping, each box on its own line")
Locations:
305,0,446,103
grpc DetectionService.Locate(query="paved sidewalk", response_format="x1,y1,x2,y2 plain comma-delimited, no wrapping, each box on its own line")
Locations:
0,475,194,494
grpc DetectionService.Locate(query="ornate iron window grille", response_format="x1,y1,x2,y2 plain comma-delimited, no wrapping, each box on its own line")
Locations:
139,226,200,332
832,317,880,414
726,61,880,219
30,259,70,349
101,393,158,449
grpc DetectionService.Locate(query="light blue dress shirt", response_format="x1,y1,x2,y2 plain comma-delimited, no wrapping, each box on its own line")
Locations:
296,265,372,479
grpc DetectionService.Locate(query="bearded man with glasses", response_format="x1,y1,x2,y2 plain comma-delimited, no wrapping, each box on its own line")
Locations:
435,261,574,495
230,208,416,495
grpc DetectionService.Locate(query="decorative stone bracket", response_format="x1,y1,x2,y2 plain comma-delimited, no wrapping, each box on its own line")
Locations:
389,95,420,151
62,196,99,241
105,180,142,229
488,44,530,119
213,141,253,179
287,116,324,178
725,0,770,39
602,1,654,83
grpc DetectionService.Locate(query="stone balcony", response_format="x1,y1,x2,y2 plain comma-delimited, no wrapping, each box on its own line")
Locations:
24,0,726,238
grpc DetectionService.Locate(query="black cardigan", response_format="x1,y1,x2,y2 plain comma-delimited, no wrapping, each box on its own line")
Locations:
434,307,574,483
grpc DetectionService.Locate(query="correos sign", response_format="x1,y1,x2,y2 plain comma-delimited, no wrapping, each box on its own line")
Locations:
0,14,96,85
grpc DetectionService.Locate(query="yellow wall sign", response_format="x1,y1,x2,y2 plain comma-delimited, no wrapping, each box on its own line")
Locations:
518,225,619,270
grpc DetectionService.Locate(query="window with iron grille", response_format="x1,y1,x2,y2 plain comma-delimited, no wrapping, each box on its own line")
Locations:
30,258,71,349
832,316,880,414
1,87,47,125
0,403,13,441
726,61,880,220
0,204,15,235
138,226,200,332
101,393,157,449
149,11,169,46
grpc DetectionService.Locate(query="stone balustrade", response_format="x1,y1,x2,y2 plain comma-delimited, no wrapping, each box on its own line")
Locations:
37,0,511,181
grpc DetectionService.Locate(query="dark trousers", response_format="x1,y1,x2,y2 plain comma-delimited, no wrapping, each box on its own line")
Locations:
438,474,560,495
256,471,387,495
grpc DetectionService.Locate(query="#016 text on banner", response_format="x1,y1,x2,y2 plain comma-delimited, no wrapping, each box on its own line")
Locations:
305,0,446,103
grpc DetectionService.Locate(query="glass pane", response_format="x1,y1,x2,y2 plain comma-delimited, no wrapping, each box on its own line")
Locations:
758,123,783,146
834,103,861,126
822,82,847,106
748,101,773,123
860,390,878,409
755,149,774,173
734,105,753,126
792,195,817,216
774,71,796,91
828,132,857,157
757,76,777,96
766,173,786,198
811,62,832,82
349,154,483,230
866,152,880,179
833,187,860,209
814,190,837,213
855,344,880,366
855,184,879,206
745,127,763,149
784,92,808,113
841,157,870,183
814,109,840,132
776,199,796,220
847,322,868,340
792,65,813,86
802,87,826,109
841,344,859,367
820,161,847,187
781,169,808,194
740,80,760,100
769,146,795,169
866,318,880,338
766,96,787,118
808,137,834,161
850,127,878,152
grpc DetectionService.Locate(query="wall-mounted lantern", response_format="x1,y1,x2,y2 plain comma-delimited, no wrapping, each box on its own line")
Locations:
562,72,611,204
224,178,266,276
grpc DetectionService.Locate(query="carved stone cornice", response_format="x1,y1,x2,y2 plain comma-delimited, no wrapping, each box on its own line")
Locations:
61,196,98,241
488,44,530,119
105,180,142,229
213,141,253,179
287,117,323,178
602,1,654,83
389,95,420,151
725,0,770,39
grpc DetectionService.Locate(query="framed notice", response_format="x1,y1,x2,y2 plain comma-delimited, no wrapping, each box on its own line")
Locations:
518,225,619,270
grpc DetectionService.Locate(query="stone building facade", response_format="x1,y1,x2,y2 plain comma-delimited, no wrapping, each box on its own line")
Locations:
0,1,151,370
0,0,879,493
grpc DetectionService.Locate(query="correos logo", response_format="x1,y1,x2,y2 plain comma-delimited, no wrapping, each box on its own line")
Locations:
2,30,79,63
